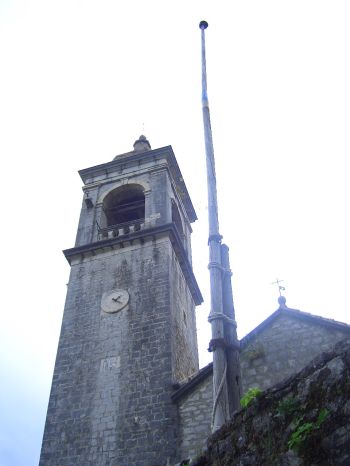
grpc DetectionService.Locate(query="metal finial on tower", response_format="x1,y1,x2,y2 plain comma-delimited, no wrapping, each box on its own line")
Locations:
278,295,287,309
199,21,241,431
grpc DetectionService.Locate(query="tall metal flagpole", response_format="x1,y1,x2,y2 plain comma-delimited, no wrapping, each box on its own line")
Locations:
199,20,230,431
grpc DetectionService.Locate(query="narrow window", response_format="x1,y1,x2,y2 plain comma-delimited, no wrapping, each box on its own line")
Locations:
171,200,184,239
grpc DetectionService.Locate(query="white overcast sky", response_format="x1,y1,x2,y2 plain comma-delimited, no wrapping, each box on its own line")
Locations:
1,1,349,465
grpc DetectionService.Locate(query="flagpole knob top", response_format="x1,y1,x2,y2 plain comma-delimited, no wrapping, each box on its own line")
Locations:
199,20,209,30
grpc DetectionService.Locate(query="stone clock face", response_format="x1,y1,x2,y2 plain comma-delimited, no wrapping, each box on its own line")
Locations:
101,289,129,314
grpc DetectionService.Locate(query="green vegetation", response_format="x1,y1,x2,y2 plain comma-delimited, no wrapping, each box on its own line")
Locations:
316,408,330,427
287,419,314,450
287,408,329,451
240,387,263,408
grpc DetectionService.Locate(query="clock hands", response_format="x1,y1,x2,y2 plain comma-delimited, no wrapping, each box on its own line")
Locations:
102,290,129,314
112,295,122,303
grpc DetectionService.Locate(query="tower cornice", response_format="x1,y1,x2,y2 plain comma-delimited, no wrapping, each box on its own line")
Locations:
63,223,203,305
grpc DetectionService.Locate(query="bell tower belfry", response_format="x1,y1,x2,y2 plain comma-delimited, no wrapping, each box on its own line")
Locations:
40,136,203,466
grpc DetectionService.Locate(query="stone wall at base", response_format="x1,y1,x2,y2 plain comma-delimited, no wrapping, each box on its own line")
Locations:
176,312,350,463
177,373,213,460
191,339,350,466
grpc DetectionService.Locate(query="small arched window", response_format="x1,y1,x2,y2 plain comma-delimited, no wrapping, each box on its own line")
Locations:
103,184,145,227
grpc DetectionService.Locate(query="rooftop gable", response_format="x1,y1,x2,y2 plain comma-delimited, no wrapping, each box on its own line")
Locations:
173,300,350,402
240,299,350,349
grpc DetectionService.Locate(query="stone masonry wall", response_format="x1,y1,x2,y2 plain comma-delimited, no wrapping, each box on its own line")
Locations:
240,312,349,393
177,375,213,461
40,235,194,466
176,313,350,463
170,246,199,383
192,338,350,465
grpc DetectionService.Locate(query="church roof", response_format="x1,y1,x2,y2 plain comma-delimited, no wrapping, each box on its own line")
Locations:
171,362,213,403
172,299,350,402
240,297,350,349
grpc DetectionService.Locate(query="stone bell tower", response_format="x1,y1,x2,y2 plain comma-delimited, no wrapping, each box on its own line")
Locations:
40,136,203,466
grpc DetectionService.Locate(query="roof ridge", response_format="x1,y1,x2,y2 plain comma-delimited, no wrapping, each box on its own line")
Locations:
240,307,350,349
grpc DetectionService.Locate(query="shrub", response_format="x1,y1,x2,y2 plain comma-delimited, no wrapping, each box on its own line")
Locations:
240,387,263,408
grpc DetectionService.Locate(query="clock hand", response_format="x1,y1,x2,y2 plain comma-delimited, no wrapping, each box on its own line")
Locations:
112,295,122,303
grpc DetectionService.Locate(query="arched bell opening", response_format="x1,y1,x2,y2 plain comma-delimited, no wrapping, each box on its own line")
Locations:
102,184,145,233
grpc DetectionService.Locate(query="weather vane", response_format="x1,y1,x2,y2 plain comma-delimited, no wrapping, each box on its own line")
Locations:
272,278,286,296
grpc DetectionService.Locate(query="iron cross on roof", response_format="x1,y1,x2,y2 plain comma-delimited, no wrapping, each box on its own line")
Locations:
272,278,286,296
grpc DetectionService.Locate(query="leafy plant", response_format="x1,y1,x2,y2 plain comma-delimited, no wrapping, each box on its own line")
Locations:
287,419,313,450
287,408,330,451
316,408,329,428
240,387,263,408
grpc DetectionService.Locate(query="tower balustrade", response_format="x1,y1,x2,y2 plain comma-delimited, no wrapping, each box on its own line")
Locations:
96,218,145,240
